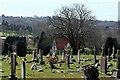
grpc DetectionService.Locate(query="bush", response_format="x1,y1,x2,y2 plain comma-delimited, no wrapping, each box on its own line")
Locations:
104,37,113,56
17,41,27,57
2,36,26,55
38,32,53,55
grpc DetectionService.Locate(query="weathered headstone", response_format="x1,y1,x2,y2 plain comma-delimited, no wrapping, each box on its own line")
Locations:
9,53,17,80
100,56,107,74
65,54,70,68
32,50,35,61
94,48,97,64
70,49,73,57
112,46,115,59
32,50,37,61
21,58,26,80
30,64,37,70
116,50,120,78
39,50,45,64
52,40,57,52
78,50,80,64
37,69,43,72
40,50,43,61
62,50,65,60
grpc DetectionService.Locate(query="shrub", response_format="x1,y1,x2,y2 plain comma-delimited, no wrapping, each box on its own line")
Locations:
17,41,27,57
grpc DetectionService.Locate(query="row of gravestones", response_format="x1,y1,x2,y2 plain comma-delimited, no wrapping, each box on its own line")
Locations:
8,53,26,80
8,48,120,79
101,49,120,79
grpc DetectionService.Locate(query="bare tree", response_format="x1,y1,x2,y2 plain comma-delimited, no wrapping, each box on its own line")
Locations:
49,4,96,54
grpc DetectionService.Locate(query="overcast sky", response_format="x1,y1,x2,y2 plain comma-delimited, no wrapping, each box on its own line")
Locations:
0,0,119,21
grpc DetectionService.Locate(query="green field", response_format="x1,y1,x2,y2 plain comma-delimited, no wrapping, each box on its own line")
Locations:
1,54,117,79
0,32,32,37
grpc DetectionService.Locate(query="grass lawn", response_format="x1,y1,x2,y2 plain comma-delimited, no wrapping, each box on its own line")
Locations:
0,32,32,37
1,54,117,79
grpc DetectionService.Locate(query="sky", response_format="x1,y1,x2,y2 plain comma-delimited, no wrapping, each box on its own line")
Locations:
0,0,119,21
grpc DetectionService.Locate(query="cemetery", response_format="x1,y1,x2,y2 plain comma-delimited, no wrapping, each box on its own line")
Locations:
0,36,120,80
0,2,120,80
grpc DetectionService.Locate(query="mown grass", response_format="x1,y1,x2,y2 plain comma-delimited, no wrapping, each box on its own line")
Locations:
1,54,117,79
0,32,32,37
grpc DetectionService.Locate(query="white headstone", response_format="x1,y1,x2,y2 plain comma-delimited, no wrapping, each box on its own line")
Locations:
78,50,80,64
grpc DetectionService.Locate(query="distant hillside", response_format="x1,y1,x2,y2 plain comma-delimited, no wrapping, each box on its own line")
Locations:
1,15,118,35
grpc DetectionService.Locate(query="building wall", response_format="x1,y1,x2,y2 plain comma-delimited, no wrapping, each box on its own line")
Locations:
56,37,69,50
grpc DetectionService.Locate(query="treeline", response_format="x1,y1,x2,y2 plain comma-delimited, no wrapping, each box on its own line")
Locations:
2,20,32,33
2,36,26,56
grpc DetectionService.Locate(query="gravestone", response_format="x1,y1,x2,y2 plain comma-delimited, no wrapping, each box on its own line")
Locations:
9,53,17,80
116,50,120,78
100,56,107,74
32,50,37,61
21,58,26,80
65,54,70,68
77,50,80,64
94,48,97,64
70,49,73,57
100,47,107,74
112,46,115,59
62,50,65,60
32,50,35,61
112,50,120,78
112,50,120,79
30,64,37,70
52,40,57,53
37,69,43,72
39,50,45,64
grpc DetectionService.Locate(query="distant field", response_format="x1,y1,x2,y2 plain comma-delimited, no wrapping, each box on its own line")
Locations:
0,32,32,37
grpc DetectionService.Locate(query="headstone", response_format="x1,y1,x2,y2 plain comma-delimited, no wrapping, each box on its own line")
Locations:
37,69,43,72
78,50,80,64
40,50,43,61
9,53,17,80
94,48,97,64
112,50,120,78
30,64,37,70
70,49,73,56
52,40,57,52
21,58,26,80
116,50,120,78
51,70,55,73
100,56,107,74
32,50,36,61
107,63,113,69
65,54,70,68
58,63,62,67
39,50,45,64
112,46,115,59
62,50,65,60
